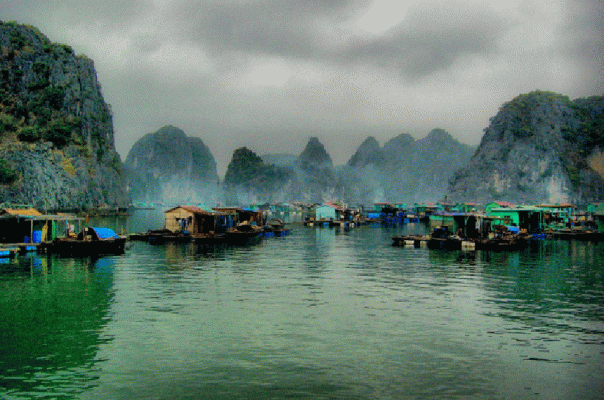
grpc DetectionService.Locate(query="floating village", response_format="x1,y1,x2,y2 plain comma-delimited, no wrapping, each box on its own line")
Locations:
0,200,603,259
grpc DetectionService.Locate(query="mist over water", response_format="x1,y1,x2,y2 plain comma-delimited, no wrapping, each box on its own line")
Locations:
1,215,603,399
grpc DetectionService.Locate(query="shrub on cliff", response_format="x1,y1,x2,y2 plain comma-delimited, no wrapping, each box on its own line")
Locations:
0,158,18,185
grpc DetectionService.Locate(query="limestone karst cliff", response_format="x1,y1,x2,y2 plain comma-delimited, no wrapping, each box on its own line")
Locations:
0,21,127,210
124,125,219,205
448,91,604,204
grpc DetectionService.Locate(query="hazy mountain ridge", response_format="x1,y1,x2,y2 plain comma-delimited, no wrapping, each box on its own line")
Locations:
339,129,476,204
0,21,127,210
448,90,604,204
124,125,219,204
220,131,474,205
130,91,603,207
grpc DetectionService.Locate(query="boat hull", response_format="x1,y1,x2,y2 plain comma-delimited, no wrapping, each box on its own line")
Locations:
44,238,127,256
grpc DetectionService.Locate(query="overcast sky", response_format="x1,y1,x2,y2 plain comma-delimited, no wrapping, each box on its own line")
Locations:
3,0,603,175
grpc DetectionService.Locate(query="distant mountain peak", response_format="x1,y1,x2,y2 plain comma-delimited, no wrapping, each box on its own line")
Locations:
299,137,333,166
347,136,384,167
124,125,218,203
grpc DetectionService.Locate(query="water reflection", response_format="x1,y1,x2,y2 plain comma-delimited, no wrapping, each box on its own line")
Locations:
0,255,116,398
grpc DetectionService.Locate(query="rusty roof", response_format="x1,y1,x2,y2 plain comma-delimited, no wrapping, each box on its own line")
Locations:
0,208,42,216
165,205,214,214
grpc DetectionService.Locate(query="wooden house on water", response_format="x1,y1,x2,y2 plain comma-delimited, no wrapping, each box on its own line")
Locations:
213,207,264,227
0,207,81,244
164,205,231,234
486,205,544,233
536,203,576,229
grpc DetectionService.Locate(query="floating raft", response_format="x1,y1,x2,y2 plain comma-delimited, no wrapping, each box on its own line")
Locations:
392,235,429,248
392,235,477,250
0,243,41,258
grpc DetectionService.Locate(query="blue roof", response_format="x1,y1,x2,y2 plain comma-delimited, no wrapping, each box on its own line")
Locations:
91,227,119,239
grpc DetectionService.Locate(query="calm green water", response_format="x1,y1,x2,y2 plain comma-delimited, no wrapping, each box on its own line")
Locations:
1,219,603,399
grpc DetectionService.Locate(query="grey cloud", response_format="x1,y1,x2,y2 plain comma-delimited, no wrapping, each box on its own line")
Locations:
340,4,510,80
169,0,369,58
1,0,602,174
166,0,508,81
559,0,604,91
52,0,152,28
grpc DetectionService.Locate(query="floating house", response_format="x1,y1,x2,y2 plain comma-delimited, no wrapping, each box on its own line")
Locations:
0,207,80,244
413,203,439,219
484,201,514,213
315,205,336,221
486,205,544,232
213,207,264,227
164,205,231,234
537,204,576,229
458,202,479,213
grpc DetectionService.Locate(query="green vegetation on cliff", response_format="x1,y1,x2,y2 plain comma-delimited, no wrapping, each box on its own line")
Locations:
449,90,604,203
501,90,573,139
224,147,291,189
0,21,127,209
0,21,116,158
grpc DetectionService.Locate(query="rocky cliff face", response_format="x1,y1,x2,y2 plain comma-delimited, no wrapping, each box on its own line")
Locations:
125,125,219,205
448,91,604,204
0,21,127,210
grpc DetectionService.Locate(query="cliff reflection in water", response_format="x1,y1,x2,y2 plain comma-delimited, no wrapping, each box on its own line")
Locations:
0,254,116,398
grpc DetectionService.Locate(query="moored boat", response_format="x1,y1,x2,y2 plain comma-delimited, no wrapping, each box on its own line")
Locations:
43,227,127,256
225,224,263,245
262,219,291,237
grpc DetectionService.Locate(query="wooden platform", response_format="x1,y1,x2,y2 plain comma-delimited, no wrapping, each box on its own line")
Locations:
0,243,41,257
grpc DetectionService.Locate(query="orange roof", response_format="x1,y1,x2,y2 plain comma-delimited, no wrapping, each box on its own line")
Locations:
0,208,42,216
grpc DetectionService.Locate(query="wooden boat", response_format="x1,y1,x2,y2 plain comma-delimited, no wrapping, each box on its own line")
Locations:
547,229,604,242
427,227,463,250
225,224,263,245
43,227,127,256
192,225,262,245
473,236,530,251
129,229,192,243
148,230,192,244
191,232,229,245
262,219,291,237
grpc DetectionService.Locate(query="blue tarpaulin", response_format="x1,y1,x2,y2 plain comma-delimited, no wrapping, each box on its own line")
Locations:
91,227,119,239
